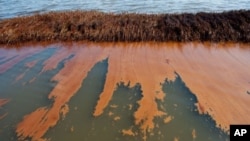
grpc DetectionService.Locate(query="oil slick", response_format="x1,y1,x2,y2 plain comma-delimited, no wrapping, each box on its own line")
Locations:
0,48,44,74
0,42,249,140
16,45,108,140
0,99,10,120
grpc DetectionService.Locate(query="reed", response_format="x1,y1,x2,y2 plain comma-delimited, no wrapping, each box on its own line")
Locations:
0,10,249,44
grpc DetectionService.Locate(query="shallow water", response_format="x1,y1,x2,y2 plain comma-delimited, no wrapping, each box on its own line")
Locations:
0,42,250,141
0,0,250,19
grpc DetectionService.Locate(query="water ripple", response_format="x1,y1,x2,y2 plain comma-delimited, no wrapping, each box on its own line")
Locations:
0,0,250,19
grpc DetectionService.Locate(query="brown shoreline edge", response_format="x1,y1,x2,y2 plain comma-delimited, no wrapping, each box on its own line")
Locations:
0,10,249,44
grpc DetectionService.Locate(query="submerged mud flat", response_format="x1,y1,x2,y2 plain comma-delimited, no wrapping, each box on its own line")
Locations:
0,42,250,141
0,10,250,44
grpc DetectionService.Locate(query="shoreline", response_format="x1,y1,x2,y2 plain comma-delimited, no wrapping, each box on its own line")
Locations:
0,10,249,44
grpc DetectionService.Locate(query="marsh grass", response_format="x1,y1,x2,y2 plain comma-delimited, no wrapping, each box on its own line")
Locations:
0,10,249,44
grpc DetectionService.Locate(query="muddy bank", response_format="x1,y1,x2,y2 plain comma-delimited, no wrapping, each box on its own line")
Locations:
0,10,249,44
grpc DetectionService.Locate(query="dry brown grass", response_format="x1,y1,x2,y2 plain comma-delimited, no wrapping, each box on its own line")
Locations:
0,10,249,44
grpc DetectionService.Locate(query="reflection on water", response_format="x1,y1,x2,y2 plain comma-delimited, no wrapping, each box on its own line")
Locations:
0,42,250,141
1,0,250,19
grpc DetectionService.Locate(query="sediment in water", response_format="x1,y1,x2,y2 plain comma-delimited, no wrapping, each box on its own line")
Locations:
0,10,249,44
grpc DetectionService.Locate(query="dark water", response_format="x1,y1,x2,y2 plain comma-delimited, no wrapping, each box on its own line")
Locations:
0,0,250,19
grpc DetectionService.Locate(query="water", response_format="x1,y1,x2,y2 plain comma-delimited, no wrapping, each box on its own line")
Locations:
0,0,250,19
0,1,250,140
0,47,227,141
1,42,250,141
